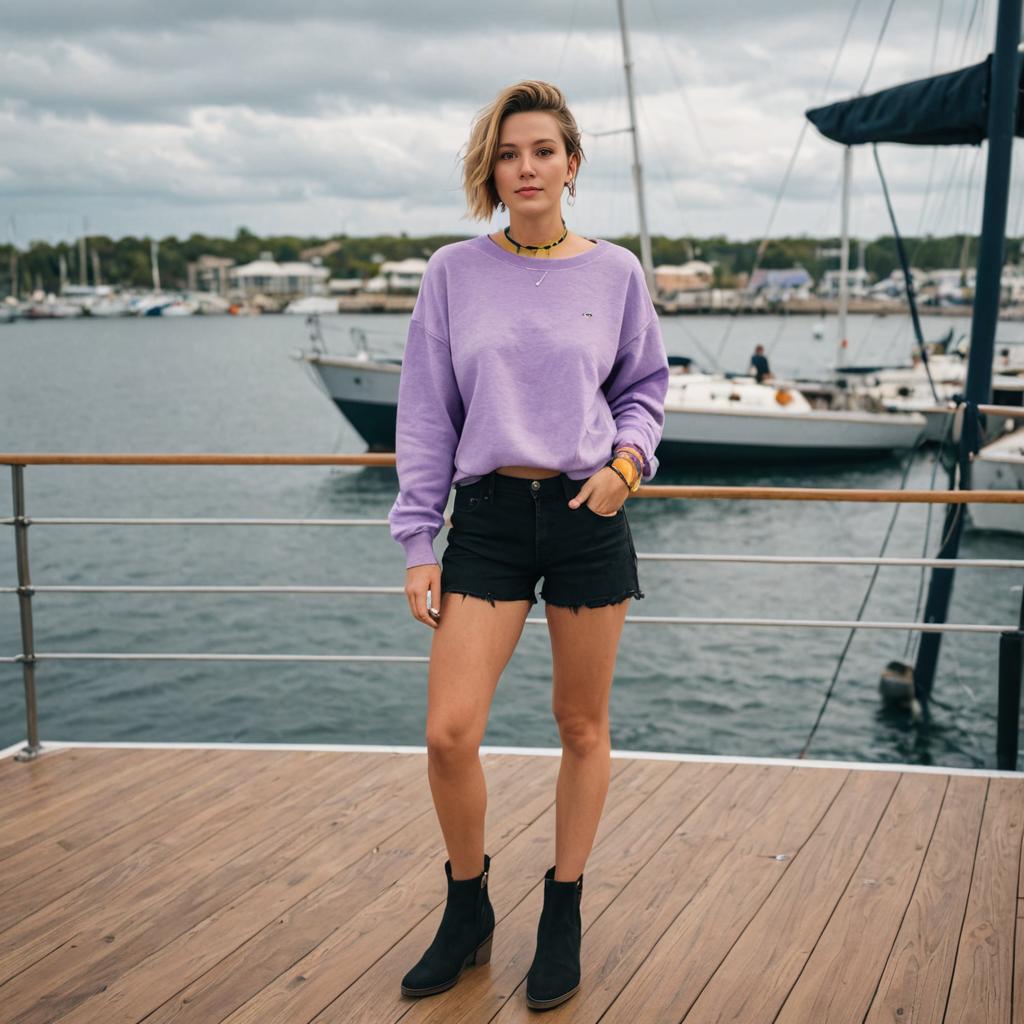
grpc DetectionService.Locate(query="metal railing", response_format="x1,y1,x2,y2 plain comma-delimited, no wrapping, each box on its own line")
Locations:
3,452,1023,769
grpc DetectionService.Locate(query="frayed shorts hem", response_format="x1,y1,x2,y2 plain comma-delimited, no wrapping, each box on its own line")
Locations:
542,587,645,615
441,585,643,614
442,586,539,609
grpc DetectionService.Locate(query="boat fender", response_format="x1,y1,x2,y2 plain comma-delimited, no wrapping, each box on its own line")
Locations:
774,389,793,406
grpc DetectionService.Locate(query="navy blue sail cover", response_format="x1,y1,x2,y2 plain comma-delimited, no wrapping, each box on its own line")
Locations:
806,55,1024,146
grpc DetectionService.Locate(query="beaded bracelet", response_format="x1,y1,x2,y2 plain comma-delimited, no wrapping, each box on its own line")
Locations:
615,445,645,480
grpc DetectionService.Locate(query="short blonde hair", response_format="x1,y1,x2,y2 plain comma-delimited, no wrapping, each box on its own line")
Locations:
460,80,585,223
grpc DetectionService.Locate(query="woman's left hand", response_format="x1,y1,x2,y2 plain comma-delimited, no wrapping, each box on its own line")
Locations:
568,467,629,516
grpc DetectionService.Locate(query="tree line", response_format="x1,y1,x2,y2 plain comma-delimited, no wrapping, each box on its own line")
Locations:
2,227,1020,295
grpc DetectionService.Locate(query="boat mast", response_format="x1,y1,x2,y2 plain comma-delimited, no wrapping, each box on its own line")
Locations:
615,0,655,294
150,238,162,293
913,0,1022,707
837,146,852,368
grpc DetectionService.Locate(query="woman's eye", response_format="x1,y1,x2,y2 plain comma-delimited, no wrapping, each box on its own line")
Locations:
500,149,554,159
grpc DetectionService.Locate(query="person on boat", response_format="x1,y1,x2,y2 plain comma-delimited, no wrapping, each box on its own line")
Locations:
387,80,668,1011
749,344,772,383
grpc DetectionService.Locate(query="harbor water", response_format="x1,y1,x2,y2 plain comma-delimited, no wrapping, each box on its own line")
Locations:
2,310,1022,769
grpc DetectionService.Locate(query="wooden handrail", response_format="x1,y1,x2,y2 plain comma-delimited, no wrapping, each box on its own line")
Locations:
2,453,1024,503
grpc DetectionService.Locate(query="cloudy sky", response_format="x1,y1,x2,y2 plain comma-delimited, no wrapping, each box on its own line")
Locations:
2,0,1020,247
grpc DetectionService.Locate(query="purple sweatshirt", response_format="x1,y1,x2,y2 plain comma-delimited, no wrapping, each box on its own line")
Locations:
388,233,670,569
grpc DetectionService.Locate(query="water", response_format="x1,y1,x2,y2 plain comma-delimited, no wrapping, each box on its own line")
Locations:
2,310,1022,769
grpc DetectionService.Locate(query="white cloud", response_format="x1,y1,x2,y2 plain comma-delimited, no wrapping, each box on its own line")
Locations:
1,0,1015,245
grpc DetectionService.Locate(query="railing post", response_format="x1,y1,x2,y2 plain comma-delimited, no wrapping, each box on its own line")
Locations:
11,465,42,761
996,630,1022,771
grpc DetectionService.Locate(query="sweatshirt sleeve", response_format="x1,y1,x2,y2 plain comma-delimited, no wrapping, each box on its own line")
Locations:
601,312,670,481
387,317,466,568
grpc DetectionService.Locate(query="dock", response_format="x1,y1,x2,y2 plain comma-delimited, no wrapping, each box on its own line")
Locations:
0,744,1021,1022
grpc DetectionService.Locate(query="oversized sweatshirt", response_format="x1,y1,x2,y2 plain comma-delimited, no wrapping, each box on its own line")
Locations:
388,233,670,569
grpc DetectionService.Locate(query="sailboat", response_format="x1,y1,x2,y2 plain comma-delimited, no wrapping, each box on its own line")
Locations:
805,0,1024,709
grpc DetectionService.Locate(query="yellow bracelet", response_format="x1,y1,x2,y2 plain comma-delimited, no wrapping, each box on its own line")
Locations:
611,456,642,492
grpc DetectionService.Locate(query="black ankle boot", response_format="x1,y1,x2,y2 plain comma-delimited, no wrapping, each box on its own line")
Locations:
400,853,495,998
525,865,583,1010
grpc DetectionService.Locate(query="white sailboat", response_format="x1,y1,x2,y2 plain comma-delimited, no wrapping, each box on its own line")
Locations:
968,427,1024,533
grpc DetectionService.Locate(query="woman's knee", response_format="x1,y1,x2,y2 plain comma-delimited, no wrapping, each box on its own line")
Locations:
425,719,482,763
554,712,609,756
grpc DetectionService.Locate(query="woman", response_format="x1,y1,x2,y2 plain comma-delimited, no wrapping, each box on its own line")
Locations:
387,80,669,1010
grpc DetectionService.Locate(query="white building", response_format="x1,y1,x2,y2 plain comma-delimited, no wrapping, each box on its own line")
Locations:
817,267,871,298
228,252,329,297
365,257,429,294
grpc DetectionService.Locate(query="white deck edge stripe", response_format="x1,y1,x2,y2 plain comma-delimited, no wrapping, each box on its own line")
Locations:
0,739,1018,779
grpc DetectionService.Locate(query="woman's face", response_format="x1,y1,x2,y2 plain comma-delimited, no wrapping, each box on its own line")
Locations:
492,110,577,213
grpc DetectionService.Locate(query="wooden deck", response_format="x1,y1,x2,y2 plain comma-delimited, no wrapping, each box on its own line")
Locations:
0,744,1021,1023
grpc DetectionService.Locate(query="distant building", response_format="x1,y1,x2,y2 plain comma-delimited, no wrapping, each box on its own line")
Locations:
187,255,235,295
365,257,429,294
327,278,366,295
228,251,329,298
817,268,871,299
655,260,715,297
746,267,813,302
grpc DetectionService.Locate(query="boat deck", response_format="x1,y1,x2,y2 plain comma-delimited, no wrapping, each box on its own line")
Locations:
0,744,1021,1023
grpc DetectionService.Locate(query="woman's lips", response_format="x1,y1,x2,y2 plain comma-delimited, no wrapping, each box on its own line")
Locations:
517,188,540,194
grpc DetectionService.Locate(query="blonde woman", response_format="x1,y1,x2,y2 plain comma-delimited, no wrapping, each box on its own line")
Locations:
388,80,668,1011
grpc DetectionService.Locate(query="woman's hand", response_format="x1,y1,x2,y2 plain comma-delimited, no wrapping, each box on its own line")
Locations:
405,563,442,629
567,466,630,516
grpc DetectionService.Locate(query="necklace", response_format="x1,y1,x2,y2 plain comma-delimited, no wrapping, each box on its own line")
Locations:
501,218,568,257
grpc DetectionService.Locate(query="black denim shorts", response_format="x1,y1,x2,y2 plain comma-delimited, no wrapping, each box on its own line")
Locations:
440,470,644,613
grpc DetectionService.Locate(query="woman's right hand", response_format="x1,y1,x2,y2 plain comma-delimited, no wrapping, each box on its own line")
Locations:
405,563,442,629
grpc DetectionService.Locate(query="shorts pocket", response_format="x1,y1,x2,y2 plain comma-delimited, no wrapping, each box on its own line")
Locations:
453,481,487,514
582,503,622,519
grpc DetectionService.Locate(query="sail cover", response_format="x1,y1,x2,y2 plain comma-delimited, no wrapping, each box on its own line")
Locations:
806,54,1024,146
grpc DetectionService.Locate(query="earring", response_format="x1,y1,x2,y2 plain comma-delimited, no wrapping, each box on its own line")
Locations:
499,201,506,212
566,179,576,207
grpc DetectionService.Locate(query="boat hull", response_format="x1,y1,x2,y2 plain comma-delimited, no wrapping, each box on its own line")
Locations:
305,355,927,465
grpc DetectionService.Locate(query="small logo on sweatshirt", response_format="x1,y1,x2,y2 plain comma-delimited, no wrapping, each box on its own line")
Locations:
581,312,593,317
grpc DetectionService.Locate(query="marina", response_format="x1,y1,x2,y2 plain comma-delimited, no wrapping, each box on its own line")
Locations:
3,0,1024,1019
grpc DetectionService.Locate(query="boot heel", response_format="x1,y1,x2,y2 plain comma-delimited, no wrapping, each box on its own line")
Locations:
472,931,493,965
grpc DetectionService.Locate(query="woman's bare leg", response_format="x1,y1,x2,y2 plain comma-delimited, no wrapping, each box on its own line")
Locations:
545,599,630,881
425,591,532,879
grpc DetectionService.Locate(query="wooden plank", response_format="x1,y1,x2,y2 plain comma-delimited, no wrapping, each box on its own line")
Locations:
766,772,946,1023
0,748,282,926
0,748,393,1006
0,746,103,794
48,752,567,1024
0,747,242,897
328,756,705,1024
598,765,888,1019
863,774,987,1024
0,747,181,834
944,777,1024,1023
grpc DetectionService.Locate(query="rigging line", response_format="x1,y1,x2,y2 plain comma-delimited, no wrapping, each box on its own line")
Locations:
645,0,711,162
873,144,941,403
710,0,866,368
911,0,947,243
636,91,693,238
905,412,955,658
956,0,982,66
857,0,899,94
797,429,929,760
552,0,581,81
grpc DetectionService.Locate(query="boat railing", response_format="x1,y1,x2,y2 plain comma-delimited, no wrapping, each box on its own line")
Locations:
2,453,1022,769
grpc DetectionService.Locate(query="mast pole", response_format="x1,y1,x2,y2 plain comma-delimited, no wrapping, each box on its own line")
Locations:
838,145,852,368
913,0,1023,709
616,0,655,294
